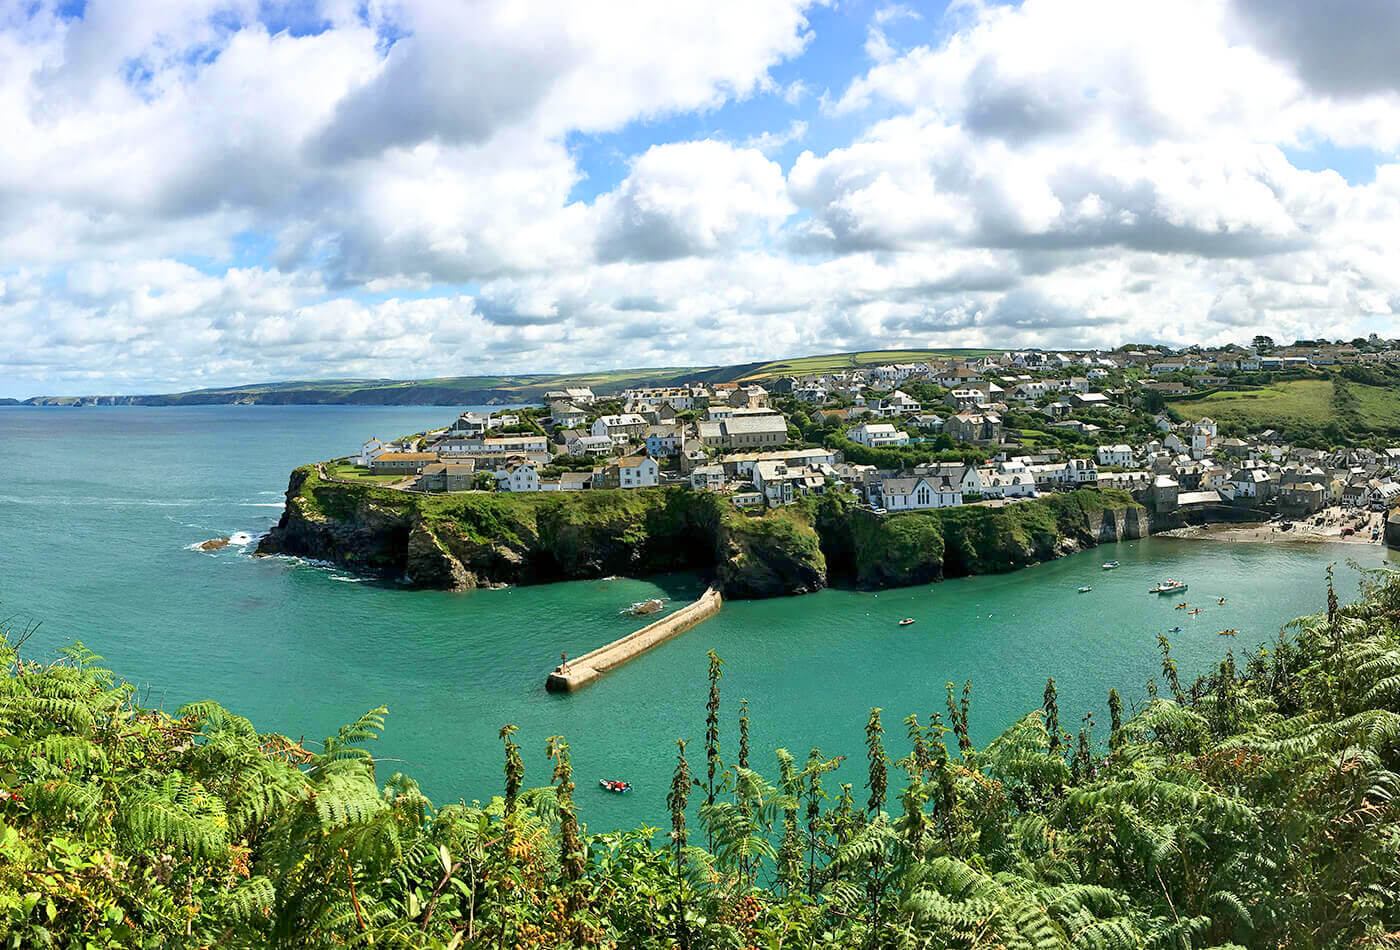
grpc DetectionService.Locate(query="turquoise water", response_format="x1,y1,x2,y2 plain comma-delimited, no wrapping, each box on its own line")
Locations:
1,406,1395,831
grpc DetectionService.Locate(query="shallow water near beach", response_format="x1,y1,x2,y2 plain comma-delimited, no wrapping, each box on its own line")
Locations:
2,405,1396,830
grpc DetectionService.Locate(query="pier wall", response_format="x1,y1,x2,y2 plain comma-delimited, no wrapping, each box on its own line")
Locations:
546,587,723,692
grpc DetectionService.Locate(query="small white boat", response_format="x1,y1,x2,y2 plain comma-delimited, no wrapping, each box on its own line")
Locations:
898,617,916,626
1102,561,1119,570
1078,586,1093,593
1149,581,1188,595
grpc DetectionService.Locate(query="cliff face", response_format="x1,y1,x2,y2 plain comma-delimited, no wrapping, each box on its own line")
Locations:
257,468,821,597
813,489,1149,589
258,467,1148,596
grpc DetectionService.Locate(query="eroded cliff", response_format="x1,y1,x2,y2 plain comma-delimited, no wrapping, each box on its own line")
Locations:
257,466,1148,597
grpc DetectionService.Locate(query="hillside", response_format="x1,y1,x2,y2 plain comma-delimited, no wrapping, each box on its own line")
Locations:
17,347,997,406
5,555,1398,946
1167,367,1400,444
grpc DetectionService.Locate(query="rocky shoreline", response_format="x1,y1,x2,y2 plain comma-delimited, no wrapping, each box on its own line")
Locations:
256,465,1152,598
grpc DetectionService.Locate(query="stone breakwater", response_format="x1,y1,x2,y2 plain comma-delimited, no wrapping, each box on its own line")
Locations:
545,587,723,691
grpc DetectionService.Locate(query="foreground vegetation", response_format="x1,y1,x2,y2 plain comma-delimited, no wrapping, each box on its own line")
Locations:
4,565,1400,947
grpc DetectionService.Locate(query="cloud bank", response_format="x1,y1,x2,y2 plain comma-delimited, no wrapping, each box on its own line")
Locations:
3,0,1400,395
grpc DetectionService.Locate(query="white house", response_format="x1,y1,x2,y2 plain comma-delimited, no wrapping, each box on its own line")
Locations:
1230,468,1272,500
445,435,549,456
848,422,910,447
752,460,825,507
545,386,597,405
551,404,588,429
1096,444,1134,467
879,475,962,510
591,414,648,443
359,438,387,466
917,462,984,496
611,455,659,489
567,434,614,457
885,390,921,412
981,473,1038,499
494,459,540,492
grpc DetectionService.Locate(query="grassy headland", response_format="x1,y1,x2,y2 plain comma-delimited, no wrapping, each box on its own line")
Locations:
259,466,1144,596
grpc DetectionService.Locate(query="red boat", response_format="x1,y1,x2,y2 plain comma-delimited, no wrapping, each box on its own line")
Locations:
599,779,632,793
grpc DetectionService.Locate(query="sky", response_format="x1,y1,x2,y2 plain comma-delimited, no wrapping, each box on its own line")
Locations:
4,0,1400,397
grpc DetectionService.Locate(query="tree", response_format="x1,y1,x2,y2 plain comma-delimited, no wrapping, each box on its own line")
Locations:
1251,334,1276,352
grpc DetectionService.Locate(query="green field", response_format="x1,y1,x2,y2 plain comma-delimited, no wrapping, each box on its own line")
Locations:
1350,381,1400,430
324,460,407,485
1167,375,1400,440
733,348,998,381
1167,379,1334,430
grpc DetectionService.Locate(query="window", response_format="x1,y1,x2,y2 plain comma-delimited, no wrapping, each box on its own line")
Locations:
916,486,931,507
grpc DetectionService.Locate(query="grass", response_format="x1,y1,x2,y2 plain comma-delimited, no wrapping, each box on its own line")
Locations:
1166,379,1334,430
1349,382,1400,431
734,349,999,381
324,461,407,485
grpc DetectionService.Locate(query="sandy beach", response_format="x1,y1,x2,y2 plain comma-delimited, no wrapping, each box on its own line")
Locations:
1159,505,1388,545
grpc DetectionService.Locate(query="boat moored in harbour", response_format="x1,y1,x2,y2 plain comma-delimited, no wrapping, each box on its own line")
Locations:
1102,561,1119,570
1149,580,1188,595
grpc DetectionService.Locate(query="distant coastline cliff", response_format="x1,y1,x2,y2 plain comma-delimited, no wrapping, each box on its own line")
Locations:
257,466,1149,596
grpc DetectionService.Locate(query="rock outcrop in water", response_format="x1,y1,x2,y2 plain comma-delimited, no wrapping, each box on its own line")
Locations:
257,466,1149,597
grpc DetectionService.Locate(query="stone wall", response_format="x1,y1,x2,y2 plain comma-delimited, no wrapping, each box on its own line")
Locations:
545,587,723,692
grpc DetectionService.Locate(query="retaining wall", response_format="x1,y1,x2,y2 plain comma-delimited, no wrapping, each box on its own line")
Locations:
545,587,723,692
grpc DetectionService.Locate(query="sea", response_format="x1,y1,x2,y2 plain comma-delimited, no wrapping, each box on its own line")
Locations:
1,405,1395,830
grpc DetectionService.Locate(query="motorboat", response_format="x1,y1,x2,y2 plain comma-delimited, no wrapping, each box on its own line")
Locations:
1102,561,1119,570
1150,580,1188,595
1078,586,1093,593
600,779,632,793
898,618,916,626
